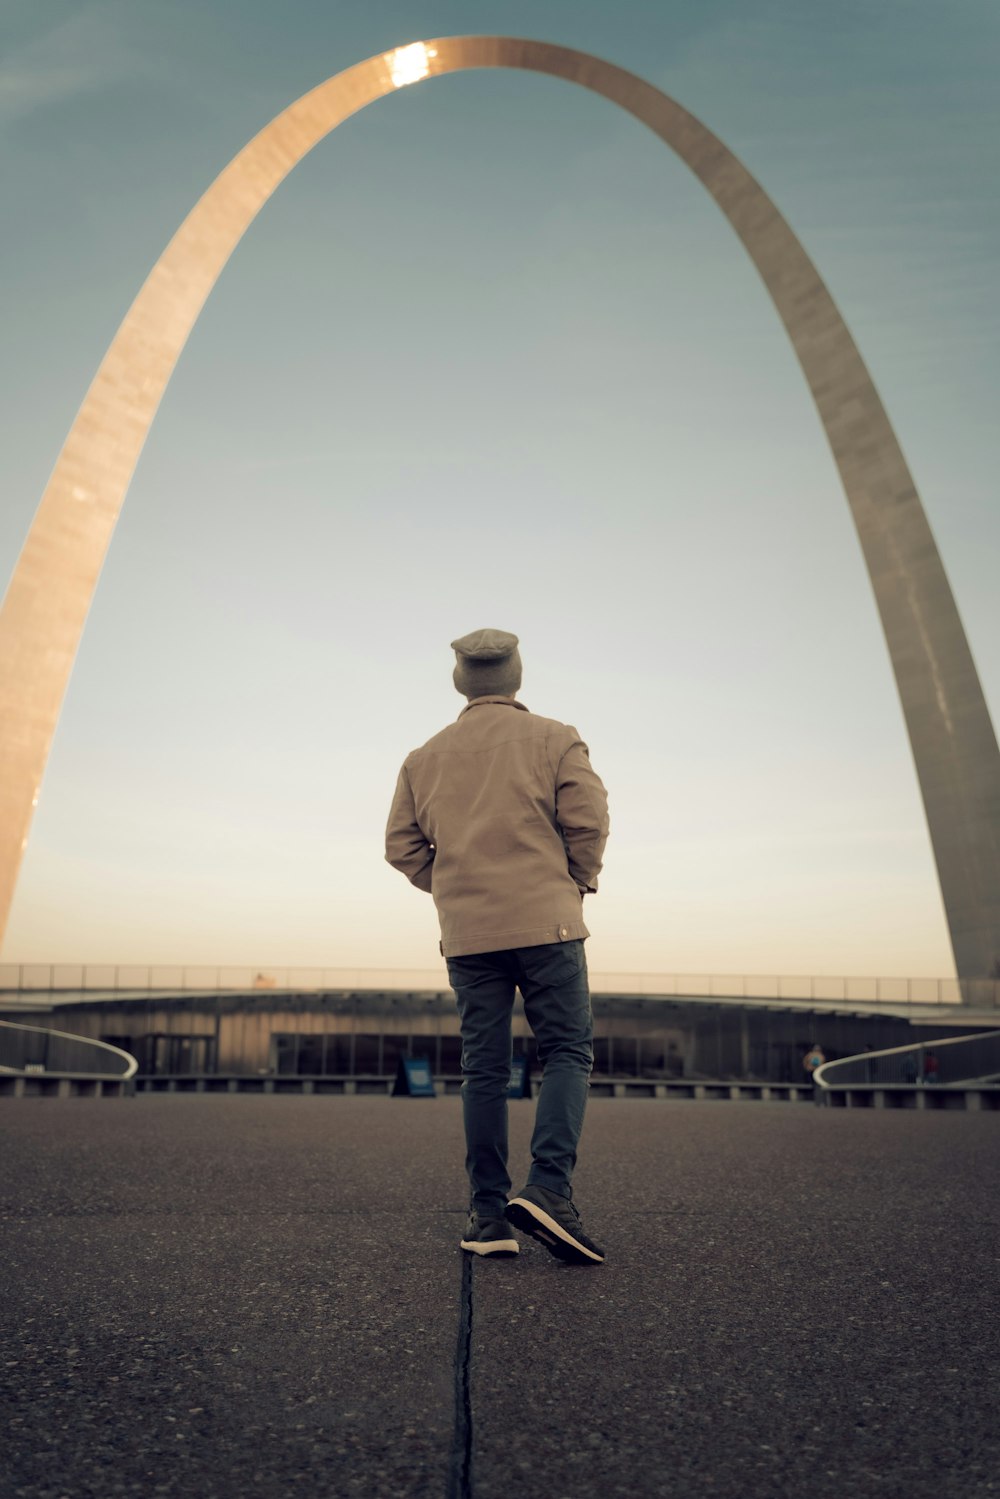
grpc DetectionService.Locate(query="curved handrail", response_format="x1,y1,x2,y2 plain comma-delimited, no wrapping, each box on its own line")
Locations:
0,1019,137,1079
814,1029,1000,1090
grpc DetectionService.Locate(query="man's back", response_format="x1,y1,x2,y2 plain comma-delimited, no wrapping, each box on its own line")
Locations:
386,695,609,957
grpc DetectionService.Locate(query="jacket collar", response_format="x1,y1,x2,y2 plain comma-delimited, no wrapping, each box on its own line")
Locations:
458,696,529,718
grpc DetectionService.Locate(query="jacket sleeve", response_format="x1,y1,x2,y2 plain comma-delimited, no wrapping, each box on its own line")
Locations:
554,734,610,893
385,764,435,893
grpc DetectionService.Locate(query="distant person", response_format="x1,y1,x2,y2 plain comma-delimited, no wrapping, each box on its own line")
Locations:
386,629,610,1265
803,1044,826,1085
922,1050,940,1084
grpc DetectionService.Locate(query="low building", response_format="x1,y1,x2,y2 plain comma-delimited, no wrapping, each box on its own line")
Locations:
1,985,985,1091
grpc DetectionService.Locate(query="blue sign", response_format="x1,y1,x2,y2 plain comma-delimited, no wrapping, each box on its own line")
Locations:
393,1056,437,1097
508,1055,532,1099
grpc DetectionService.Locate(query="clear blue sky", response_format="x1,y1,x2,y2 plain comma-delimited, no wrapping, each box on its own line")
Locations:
1,0,997,979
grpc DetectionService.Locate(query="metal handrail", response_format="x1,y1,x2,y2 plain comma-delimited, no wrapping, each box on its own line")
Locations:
814,1029,1000,1090
0,1020,137,1079
1,963,997,1008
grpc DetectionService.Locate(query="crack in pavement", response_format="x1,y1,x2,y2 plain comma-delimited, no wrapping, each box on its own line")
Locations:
448,1254,474,1499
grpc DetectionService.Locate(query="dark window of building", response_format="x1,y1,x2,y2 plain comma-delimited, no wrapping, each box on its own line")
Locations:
273,1034,299,1075
381,1034,410,1076
353,1034,382,1074
298,1035,324,1075
271,1032,356,1074
323,1034,352,1072
638,1036,667,1077
596,1036,639,1076
149,1034,214,1076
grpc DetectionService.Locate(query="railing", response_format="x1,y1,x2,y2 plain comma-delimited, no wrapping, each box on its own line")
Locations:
1,963,997,1008
814,1030,1000,1091
0,1020,137,1078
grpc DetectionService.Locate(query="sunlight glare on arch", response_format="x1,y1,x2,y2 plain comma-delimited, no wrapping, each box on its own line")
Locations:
388,42,437,90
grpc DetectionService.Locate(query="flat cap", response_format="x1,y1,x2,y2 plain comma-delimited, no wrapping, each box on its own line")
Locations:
451,628,519,662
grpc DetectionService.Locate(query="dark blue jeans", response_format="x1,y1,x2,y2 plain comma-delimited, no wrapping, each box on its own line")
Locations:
445,940,594,1218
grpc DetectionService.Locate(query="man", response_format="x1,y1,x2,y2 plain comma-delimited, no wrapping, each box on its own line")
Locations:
803,1044,826,1085
385,629,610,1265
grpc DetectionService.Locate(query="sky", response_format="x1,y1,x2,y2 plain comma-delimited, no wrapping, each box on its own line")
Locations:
1,0,997,982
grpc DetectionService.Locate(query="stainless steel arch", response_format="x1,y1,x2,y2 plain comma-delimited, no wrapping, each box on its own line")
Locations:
1,36,998,980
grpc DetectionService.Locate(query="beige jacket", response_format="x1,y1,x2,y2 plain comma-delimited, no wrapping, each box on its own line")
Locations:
385,696,610,957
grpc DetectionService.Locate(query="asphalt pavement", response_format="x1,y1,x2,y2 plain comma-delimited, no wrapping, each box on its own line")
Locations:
2,1094,998,1498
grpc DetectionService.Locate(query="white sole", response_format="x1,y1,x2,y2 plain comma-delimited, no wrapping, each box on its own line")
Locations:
460,1237,519,1256
506,1196,604,1263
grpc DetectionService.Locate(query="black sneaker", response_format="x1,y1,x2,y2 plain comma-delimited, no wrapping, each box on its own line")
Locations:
460,1212,519,1257
505,1184,605,1265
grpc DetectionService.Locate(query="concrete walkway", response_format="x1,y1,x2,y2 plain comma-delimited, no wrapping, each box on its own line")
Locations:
2,1095,998,1498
